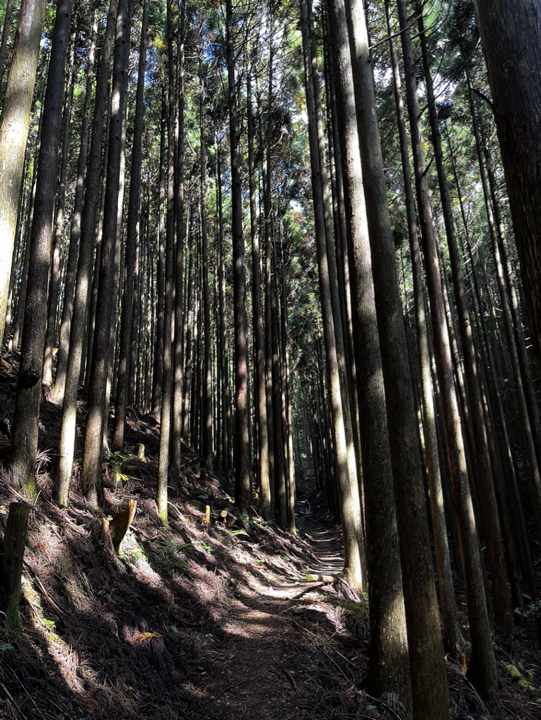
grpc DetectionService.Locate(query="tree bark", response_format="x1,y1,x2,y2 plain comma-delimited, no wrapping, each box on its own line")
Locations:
79,0,131,504
52,15,97,404
55,0,119,506
416,4,512,641
10,0,72,495
0,0,45,347
396,0,498,704
384,0,460,660
325,0,411,708
226,0,251,514
472,0,541,374
112,0,149,452
345,1,449,717
0,503,30,630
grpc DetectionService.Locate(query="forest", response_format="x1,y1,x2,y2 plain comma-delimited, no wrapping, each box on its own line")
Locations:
0,0,540,718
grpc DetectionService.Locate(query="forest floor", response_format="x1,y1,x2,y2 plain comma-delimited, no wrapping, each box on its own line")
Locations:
0,366,540,719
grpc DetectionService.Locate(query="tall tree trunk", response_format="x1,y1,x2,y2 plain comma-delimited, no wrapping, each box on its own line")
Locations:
55,0,119,506
10,0,72,495
226,0,251,514
396,0,498,704
112,0,149,452
171,4,186,475
324,0,410,708
152,86,167,419
345,1,449,716
199,59,213,473
384,0,460,659
79,0,131,504
0,0,45,347
157,0,177,524
416,4,512,641
247,70,271,520
42,37,75,388
52,15,97,404
301,0,364,591
472,0,541,373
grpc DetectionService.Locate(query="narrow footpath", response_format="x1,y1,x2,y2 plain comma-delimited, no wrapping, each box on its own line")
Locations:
204,513,367,720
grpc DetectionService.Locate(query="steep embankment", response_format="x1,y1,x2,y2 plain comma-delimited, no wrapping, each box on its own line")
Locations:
0,391,539,719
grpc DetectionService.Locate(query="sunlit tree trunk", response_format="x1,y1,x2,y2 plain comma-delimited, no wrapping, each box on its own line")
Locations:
325,0,410,709
384,0,460,659
396,0,498,704
10,0,72,495
42,38,75,388
112,0,149,452
52,15,97,404
416,4,512,640
55,0,119,506
0,0,45,347
79,0,131,504
301,0,364,590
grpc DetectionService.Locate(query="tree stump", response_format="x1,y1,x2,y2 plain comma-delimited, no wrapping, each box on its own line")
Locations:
104,500,137,554
0,502,30,629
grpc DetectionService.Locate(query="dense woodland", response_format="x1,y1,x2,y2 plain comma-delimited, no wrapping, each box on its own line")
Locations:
0,0,541,718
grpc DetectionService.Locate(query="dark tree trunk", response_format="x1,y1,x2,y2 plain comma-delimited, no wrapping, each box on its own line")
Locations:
10,0,72,495
52,15,97,404
345,1,449,716
325,0,411,708
56,0,119,506
226,0,251,514
112,0,149,452
79,0,131,504
416,4,512,641
396,0,498,704
472,0,541,374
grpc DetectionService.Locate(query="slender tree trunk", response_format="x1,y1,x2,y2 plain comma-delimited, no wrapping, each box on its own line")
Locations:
55,0,119,506
384,0,460,659
396,0,498,703
112,0,149,451
152,86,167,418
248,70,271,519
324,0,410,709
345,1,449,716
10,0,72,495
157,0,177,524
52,16,97,404
301,0,364,591
416,5,512,640
226,0,251,514
79,0,131,504
42,37,75,388
199,60,213,473
171,4,186,475
0,0,45,347
472,0,541,373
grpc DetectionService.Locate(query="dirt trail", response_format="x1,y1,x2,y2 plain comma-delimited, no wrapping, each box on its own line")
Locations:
205,516,348,720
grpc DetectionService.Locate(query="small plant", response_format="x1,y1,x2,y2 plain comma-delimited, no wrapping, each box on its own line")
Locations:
151,539,189,574
120,544,146,565
104,450,129,484
229,528,249,538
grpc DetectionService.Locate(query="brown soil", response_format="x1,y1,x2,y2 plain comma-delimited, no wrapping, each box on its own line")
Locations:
0,379,539,720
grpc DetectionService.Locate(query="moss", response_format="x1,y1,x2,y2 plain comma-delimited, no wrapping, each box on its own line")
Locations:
505,664,522,680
